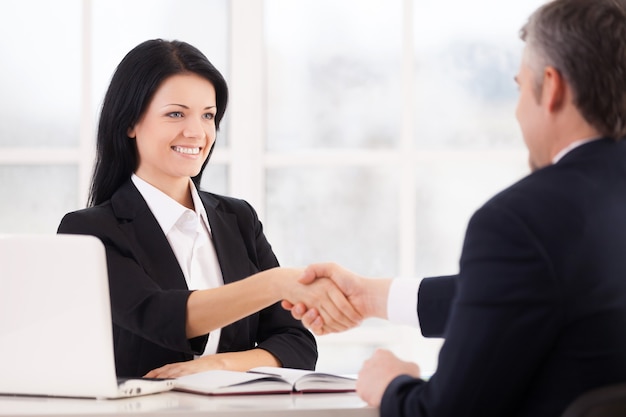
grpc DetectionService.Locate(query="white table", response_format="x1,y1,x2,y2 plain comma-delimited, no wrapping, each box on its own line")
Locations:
0,391,378,417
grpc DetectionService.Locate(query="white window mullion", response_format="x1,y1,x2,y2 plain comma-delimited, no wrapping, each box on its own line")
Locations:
399,0,417,278
79,0,94,208
228,0,266,217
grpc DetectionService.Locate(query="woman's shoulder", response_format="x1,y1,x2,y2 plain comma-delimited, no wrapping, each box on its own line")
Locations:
198,190,257,215
63,200,115,219
58,201,117,234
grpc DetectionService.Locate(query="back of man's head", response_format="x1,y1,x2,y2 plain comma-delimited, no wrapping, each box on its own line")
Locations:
520,0,626,140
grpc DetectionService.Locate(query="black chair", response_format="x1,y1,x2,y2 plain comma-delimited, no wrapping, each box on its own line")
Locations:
561,383,626,417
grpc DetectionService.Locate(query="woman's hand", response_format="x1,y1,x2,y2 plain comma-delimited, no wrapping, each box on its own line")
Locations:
144,348,281,378
144,357,223,378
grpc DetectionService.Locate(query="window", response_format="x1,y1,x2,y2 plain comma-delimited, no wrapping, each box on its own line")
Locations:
0,0,545,375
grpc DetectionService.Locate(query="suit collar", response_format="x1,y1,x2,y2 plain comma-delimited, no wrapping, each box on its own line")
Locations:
130,174,213,237
110,180,187,290
556,137,616,164
110,180,150,220
552,137,603,164
198,192,254,286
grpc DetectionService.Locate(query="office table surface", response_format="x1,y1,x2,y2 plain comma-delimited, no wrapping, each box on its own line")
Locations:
0,391,377,417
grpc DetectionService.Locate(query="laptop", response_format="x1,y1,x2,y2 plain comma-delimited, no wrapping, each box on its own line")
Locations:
0,234,174,399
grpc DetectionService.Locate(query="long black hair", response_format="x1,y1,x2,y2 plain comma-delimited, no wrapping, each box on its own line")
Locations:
88,39,228,207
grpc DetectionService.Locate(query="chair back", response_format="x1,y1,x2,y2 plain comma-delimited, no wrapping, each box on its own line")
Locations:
561,383,626,417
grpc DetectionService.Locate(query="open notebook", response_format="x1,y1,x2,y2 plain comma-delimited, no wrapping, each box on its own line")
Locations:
174,367,357,395
0,234,174,399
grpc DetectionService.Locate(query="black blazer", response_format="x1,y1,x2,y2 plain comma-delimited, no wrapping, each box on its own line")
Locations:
386,138,626,417
58,180,317,377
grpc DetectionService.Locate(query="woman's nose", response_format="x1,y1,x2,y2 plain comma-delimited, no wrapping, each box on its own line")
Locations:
182,118,206,138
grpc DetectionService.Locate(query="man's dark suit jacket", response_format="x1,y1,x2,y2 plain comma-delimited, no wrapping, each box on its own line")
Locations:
387,138,626,417
58,181,317,377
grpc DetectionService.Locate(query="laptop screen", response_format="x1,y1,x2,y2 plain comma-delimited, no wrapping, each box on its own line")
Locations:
0,234,120,398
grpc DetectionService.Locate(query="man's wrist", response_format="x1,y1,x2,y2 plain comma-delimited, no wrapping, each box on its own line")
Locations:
362,278,392,319
386,278,420,326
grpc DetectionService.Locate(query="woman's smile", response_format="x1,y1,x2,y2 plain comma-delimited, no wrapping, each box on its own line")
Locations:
171,145,202,156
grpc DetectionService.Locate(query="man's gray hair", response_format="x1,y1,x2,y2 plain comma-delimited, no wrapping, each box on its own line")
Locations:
520,0,626,139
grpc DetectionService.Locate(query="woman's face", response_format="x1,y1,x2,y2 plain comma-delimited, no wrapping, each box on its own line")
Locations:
129,73,217,189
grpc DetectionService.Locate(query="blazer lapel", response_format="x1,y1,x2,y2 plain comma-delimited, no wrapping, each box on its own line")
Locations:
111,180,188,290
200,193,258,351
200,194,257,284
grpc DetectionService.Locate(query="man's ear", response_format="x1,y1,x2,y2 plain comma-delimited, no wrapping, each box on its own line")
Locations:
541,66,567,113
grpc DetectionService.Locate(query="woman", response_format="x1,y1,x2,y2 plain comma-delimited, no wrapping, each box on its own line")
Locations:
57,39,360,378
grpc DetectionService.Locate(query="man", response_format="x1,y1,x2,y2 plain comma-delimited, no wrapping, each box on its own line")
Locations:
284,0,626,415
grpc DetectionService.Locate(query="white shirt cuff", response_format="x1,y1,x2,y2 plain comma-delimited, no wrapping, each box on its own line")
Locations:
386,278,420,327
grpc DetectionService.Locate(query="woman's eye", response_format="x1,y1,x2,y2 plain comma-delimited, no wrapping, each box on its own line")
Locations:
203,113,215,120
168,111,183,118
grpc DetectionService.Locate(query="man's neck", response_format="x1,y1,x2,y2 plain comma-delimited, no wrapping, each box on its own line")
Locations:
548,108,601,163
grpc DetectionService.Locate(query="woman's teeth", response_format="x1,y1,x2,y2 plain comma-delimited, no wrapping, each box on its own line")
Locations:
172,146,200,155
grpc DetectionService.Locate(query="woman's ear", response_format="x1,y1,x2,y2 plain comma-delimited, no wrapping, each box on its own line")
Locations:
127,126,136,139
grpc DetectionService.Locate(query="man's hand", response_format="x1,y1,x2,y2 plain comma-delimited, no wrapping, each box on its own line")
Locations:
357,349,421,407
282,263,391,335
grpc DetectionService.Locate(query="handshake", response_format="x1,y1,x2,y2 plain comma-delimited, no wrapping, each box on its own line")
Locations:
277,263,422,407
279,263,393,336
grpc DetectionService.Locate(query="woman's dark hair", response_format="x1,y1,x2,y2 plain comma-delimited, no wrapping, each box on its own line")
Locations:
88,39,228,206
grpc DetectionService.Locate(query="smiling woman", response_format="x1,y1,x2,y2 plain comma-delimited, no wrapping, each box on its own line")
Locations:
56,39,361,379
128,73,218,208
